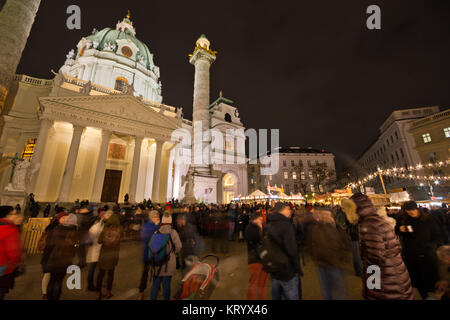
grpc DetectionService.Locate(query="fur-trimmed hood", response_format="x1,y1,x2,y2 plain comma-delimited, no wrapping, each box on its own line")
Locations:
341,193,393,226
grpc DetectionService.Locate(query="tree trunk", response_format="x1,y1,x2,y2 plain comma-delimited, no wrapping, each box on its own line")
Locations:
0,0,42,110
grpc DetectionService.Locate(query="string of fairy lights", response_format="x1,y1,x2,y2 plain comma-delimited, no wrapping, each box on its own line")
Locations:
346,159,450,189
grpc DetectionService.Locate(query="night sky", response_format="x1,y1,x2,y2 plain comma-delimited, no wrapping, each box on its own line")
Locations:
16,0,450,171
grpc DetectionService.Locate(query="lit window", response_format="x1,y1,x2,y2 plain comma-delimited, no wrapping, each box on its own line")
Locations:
300,172,305,180
319,185,324,193
309,172,314,180
310,185,315,193
269,175,272,181
115,77,128,91
284,171,288,179
292,172,297,180
444,127,450,138
422,133,432,144
225,141,233,151
22,138,37,160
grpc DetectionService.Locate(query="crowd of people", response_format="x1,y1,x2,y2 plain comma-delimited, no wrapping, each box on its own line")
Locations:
0,195,449,300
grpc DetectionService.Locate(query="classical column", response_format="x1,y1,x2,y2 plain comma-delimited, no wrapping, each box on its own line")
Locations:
189,35,216,176
28,118,53,193
151,139,165,203
0,0,42,112
57,125,85,202
91,129,112,203
128,136,144,203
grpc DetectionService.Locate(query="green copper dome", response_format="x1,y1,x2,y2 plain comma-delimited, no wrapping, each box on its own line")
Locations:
85,27,154,71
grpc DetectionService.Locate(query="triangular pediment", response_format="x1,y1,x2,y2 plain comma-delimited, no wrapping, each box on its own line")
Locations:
39,94,180,130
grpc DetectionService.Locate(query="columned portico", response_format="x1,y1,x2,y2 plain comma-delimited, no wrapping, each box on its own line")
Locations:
151,139,164,202
29,118,53,193
57,124,85,202
91,129,112,202
128,135,144,203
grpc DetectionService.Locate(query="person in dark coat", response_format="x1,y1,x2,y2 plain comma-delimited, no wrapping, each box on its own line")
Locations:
31,201,40,218
341,194,414,300
237,209,249,242
138,210,160,300
43,203,51,218
96,211,121,299
266,202,302,300
396,201,444,299
429,206,449,245
176,213,205,272
40,214,63,299
245,211,268,300
44,213,79,300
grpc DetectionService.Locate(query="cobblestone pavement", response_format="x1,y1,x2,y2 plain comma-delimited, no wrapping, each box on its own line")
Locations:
6,239,421,300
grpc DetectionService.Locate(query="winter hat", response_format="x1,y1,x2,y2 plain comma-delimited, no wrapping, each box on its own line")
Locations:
403,201,418,211
149,210,160,220
62,213,78,226
161,212,172,224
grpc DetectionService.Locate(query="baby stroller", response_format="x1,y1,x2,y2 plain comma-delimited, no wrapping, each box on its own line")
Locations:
174,254,219,300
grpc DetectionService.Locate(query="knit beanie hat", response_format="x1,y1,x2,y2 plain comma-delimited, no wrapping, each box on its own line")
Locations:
161,212,172,224
403,201,418,211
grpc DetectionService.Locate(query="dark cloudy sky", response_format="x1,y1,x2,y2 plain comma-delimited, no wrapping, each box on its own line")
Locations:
16,0,450,171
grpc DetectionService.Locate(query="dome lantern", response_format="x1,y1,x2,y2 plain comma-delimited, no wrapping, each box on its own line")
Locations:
116,10,136,36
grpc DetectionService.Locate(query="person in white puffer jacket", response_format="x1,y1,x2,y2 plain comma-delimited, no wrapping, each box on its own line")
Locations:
86,210,109,291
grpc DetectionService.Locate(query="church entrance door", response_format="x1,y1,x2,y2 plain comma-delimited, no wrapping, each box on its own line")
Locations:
101,169,122,203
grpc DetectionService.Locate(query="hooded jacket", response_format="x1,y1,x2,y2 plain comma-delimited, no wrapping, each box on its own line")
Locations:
0,219,22,276
350,193,414,300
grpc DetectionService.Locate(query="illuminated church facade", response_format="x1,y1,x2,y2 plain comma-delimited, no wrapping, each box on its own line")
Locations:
0,14,248,205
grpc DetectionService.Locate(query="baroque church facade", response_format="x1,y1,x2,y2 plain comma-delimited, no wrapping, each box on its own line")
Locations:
0,14,248,205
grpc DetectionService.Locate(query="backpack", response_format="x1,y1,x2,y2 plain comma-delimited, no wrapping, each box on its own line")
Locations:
102,226,121,247
256,231,289,273
148,230,174,267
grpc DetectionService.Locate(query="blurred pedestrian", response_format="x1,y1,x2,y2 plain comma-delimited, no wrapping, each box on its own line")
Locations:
138,210,160,300
305,208,351,300
0,206,24,300
44,213,79,300
266,202,301,300
245,211,268,300
86,211,108,291
96,211,121,299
